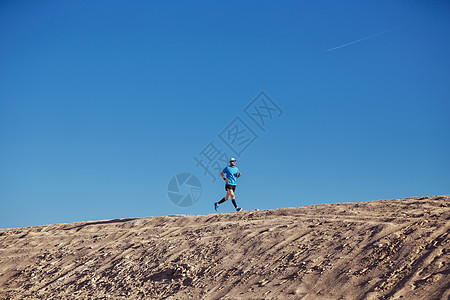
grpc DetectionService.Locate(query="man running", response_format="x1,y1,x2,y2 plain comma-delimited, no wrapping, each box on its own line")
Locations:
214,158,242,212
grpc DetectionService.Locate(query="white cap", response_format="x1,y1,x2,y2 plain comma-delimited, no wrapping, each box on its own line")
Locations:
230,157,236,162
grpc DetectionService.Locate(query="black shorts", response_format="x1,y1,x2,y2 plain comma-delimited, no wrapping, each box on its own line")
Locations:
225,184,236,192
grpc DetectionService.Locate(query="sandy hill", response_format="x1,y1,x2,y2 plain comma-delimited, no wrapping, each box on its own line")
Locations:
0,196,449,299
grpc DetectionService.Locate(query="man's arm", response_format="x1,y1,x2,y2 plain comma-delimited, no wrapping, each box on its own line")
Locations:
220,171,229,183
237,172,241,178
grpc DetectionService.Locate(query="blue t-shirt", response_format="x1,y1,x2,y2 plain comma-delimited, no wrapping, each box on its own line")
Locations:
222,166,240,185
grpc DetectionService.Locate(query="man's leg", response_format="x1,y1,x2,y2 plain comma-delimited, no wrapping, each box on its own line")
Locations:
220,189,232,203
225,188,232,200
229,189,238,209
215,189,232,211
230,187,242,211
218,197,227,204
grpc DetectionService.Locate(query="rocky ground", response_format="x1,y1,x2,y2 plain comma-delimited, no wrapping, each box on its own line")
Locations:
0,195,449,299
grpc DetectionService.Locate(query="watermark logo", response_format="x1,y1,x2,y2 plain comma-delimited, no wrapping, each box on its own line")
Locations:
219,117,258,156
193,141,229,182
245,92,283,131
167,173,202,207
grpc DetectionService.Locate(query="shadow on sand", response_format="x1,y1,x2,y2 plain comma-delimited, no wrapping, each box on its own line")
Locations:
63,218,138,231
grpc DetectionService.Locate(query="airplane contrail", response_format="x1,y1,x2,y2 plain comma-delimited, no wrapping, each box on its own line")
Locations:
326,27,400,52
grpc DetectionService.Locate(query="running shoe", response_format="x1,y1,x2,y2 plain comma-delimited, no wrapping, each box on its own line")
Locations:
214,202,218,211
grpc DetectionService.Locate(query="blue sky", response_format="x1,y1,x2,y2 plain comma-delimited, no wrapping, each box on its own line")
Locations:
1,1,449,228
